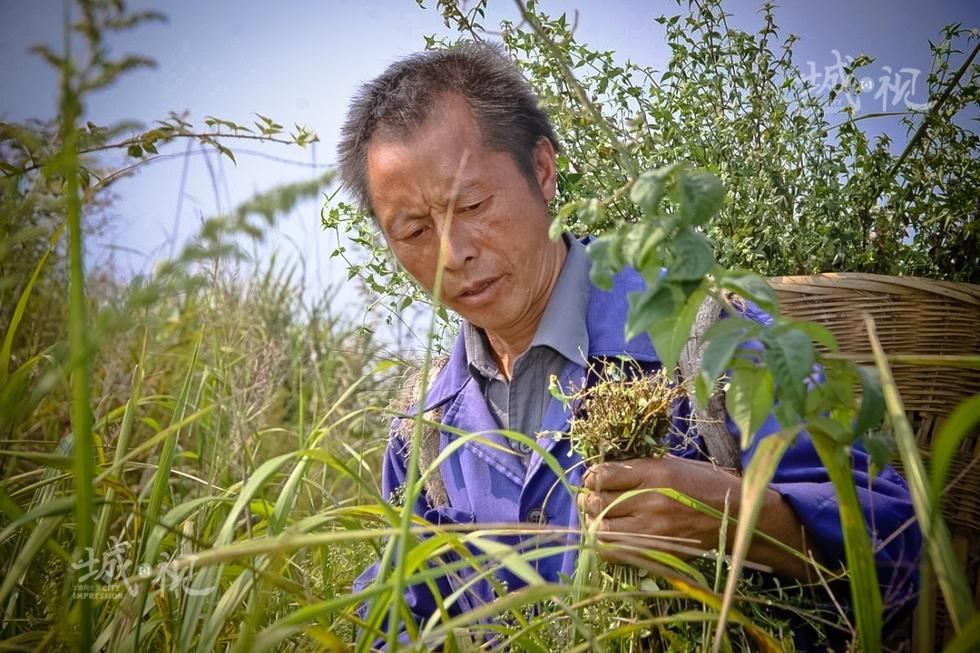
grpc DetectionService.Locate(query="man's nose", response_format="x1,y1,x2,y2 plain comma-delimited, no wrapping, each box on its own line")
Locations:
439,215,476,271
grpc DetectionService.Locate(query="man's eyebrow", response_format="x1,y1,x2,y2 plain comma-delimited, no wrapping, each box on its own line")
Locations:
392,211,428,225
452,180,488,203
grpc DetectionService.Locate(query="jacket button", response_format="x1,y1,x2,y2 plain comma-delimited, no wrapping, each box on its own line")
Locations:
526,507,548,525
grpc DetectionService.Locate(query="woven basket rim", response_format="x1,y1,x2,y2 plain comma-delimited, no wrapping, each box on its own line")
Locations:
767,272,980,305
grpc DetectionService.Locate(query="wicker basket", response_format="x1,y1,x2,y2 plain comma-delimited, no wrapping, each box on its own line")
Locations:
769,272,980,650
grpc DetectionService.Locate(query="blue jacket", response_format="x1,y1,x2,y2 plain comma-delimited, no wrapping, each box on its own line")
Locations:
355,264,921,642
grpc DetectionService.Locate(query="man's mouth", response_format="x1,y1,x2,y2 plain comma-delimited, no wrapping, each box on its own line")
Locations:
455,276,502,304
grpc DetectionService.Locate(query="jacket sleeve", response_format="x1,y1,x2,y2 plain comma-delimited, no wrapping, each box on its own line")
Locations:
733,303,922,621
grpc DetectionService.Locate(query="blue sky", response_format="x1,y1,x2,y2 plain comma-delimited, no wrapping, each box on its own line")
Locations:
1,0,977,343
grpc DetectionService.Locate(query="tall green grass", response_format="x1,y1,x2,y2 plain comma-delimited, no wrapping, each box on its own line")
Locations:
3,1,978,651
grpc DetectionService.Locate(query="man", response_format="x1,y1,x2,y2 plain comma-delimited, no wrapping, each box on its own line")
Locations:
338,42,919,645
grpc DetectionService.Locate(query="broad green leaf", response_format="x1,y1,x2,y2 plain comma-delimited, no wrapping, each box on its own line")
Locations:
719,270,779,315
585,236,617,291
576,197,605,227
625,286,674,343
808,415,851,444
630,163,680,215
725,366,775,448
804,358,854,417
763,328,815,419
668,230,715,281
857,431,894,477
626,285,705,377
678,169,725,226
698,322,750,400
794,320,840,352
620,219,669,272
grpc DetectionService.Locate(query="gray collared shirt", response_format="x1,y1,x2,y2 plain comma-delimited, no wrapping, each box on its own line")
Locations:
463,234,591,463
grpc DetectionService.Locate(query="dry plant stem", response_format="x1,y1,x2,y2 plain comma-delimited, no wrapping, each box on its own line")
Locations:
7,131,308,176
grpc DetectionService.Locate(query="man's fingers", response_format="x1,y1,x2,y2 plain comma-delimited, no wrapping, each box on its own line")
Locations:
578,490,636,518
583,459,651,491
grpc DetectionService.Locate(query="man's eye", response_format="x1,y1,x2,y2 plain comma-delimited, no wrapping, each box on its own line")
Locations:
459,200,483,213
405,226,427,240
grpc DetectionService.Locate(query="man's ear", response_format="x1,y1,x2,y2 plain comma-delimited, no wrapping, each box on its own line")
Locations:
532,136,558,202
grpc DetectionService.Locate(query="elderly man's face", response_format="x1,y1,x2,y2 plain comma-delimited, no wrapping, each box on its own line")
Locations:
366,96,564,342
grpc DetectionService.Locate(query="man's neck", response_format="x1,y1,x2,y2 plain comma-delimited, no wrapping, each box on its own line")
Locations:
484,239,568,380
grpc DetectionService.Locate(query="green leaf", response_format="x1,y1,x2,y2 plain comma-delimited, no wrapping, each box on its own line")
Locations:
701,315,760,342
216,143,236,164
865,316,974,632
630,162,680,215
857,431,894,477
854,366,884,438
627,285,705,376
794,320,839,352
696,323,750,406
620,219,669,272
667,230,714,281
631,169,667,215
585,236,617,291
576,197,605,227
804,358,854,417
809,431,882,651
551,200,580,239
808,415,852,443
626,286,673,342
127,143,143,157
725,366,775,447
763,328,815,419
720,270,778,315
945,611,980,653
930,394,980,512
678,169,725,226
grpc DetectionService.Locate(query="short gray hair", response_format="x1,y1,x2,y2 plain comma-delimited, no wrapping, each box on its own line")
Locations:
337,42,560,214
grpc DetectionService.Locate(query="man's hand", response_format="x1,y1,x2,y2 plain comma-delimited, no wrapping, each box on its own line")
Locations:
577,455,826,581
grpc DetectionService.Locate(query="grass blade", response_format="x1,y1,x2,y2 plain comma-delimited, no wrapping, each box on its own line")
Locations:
864,316,975,633
0,222,65,385
711,427,796,652
809,430,882,650
929,394,980,510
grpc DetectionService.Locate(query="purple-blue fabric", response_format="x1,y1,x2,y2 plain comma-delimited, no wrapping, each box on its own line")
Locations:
354,263,921,643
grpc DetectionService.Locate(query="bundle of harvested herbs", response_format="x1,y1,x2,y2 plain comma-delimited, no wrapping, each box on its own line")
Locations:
566,361,684,463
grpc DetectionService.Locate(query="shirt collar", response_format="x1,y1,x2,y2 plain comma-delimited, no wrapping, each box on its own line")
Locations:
463,233,592,379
